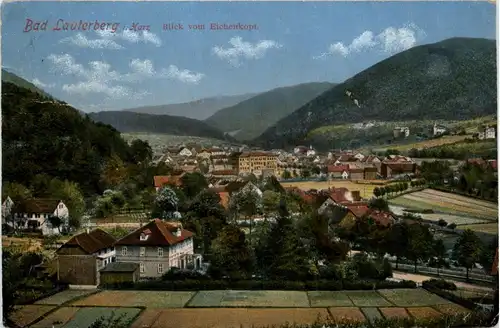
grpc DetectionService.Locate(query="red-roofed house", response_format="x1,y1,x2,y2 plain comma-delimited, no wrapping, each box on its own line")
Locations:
338,205,395,229
115,219,201,278
56,228,116,286
327,165,350,179
154,173,185,191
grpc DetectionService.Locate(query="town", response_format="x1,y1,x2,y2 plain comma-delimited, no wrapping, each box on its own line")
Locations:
2,1,498,327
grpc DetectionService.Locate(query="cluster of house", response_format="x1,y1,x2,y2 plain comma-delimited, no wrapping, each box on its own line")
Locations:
392,123,497,140
152,142,417,183
54,219,202,286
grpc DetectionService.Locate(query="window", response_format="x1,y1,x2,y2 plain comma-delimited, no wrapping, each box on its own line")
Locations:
140,233,148,241
121,246,127,256
140,262,145,273
59,204,63,209
140,247,145,257
158,247,164,257
157,263,163,274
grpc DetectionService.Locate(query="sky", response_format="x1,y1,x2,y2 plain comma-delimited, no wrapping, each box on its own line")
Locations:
1,1,496,113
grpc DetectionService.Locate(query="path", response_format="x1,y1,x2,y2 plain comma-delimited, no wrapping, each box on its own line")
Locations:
393,271,494,291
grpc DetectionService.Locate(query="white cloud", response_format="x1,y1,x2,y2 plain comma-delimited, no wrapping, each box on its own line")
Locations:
315,23,426,58
212,36,282,66
59,33,124,50
59,29,162,49
96,29,162,47
163,65,205,84
46,54,203,99
31,78,55,89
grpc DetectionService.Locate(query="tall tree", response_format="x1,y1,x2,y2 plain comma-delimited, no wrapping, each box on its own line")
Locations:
406,223,434,272
453,229,483,281
384,222,409,269
154,187,179,219
210,224,254,279
129,139,153,164
100,154,127,188
433,239,447,276
180,172,208,198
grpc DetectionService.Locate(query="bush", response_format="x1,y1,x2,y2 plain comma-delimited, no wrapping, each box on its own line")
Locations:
162,268,209,281
102,278,416,291
437,219,448,227
422,279,457,291
448,223,457,229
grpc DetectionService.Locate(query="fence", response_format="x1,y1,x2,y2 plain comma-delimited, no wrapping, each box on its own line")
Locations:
392,263,494,283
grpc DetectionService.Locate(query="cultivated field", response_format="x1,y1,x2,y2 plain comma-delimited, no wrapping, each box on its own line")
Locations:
389,189,498,221
11,289,471,328
459,223,499,234
373,135,469,152
2,237,43,253
281,181,396,199
389,205,490,226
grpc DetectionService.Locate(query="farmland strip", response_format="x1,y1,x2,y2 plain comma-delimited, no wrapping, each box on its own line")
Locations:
420,189,498,210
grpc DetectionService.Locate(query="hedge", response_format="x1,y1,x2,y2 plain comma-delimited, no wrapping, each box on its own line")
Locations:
421,284,479,311
102,279,416,291
421,279,457,291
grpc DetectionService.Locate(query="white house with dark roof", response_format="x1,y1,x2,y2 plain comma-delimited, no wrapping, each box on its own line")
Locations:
11,198,69,235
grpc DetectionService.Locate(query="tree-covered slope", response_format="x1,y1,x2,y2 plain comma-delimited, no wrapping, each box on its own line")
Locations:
205,82,335,141
123,93,259,120
88,111,235,142
2,82,133,195
253,38,497,149
1,69,54,99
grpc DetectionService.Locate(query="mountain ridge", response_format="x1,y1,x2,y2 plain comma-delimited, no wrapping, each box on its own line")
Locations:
122,93,259,120
88,110,236,142
253,37,497,150
205,82,336,141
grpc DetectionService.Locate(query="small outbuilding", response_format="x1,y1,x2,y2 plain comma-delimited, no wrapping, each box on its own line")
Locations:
99,262,140,285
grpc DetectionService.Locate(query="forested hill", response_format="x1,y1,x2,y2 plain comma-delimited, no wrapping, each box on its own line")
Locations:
1,69,55,99
253,38,497,149
2,81,133,196
88,111,235,142
205,82,335,141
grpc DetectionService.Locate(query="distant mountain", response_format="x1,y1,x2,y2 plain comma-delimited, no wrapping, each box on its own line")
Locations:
205,82,335,141
1,69,54,99
123,93,259,120
253,38,497,150
88,111,236,142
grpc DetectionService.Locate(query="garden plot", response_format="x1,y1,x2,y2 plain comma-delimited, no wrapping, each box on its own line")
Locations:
344,291,393,307
327,307,366,322
389,205,488,225
35,289,98,306
421,189,498,211
433,303,470,316
307,291,354,307
219,290,310,307
149,308,332,328
9,305,56,327
71,291,195,308
187,290,310,308
62,307,141,328
377,289,450,307
394,190,498,220
406,307,442,319
360,307,383,324
30,307,80,328
378,307,409,319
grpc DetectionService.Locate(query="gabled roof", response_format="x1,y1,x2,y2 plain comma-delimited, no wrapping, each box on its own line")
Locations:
328,165,349,173
154,173,185,188
114,219,194,246
59,229,116,254
14,198,62,214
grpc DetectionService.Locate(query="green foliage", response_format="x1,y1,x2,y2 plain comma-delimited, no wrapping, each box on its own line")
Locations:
129,139,153,163
255,38,497,149
479,236,498,274
368,197,389,211
210,224,254,279
180,172,209,198
408,140,497,160
205,82,334,141
452,229,483,280
406,223,434,270
89,313,135,328
422,279,457,291
88,111,234,141
2,82,133,196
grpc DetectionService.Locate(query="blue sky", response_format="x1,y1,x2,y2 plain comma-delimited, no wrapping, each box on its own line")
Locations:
2,1,496,112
